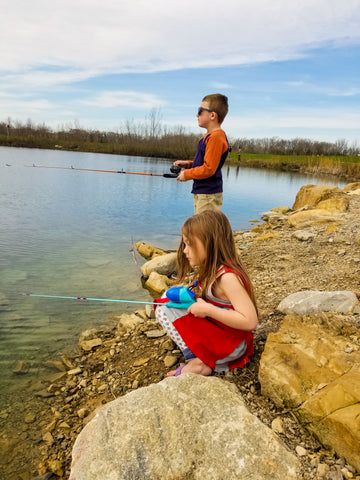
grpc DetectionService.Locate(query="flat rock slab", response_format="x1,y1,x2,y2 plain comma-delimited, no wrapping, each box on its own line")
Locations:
277,290,360,315
70,374,300,480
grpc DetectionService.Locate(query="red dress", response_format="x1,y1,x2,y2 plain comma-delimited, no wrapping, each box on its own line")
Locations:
157,266,254,372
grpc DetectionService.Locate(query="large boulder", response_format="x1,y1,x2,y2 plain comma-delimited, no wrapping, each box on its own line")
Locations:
316,195,349,213
292,184,341,210
141,252,177,278
135,242,166,260
277,290,360,315
287,209,343,228
116,312,145,334
70,374,300,480
343,182,360,192
259,313,360,472
144,271,171,295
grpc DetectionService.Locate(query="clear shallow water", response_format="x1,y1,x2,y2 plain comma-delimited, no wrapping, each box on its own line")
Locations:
0,146,345,405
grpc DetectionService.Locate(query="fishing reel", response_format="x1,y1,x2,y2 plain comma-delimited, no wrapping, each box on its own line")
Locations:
170,164,181,176
163,164,181,178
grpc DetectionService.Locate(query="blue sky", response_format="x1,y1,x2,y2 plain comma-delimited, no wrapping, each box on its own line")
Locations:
1,0,360,145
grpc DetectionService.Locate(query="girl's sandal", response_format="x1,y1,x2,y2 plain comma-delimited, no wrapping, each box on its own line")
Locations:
174,365,185,376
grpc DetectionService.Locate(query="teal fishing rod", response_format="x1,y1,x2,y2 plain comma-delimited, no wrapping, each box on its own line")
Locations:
23,286,196,309
24,292,164,305
24,164,181,178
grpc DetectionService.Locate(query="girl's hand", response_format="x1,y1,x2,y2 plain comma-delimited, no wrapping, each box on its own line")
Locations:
187,298,210,318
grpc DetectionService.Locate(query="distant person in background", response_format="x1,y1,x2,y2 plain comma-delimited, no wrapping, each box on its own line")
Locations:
173,93,229,214
237,147,242,161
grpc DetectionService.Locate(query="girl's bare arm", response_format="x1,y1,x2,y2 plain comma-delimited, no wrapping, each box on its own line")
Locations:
187,273,258,331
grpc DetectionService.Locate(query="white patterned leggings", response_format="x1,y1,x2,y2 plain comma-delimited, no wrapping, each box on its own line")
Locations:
155,304,196,361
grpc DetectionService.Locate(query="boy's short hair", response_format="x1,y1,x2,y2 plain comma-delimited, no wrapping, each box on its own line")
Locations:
202,93,228,124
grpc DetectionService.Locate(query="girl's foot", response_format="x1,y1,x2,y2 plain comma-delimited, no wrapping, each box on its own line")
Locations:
167,358,213,377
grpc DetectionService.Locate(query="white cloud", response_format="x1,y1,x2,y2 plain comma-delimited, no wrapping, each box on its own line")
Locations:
1,1,359,142
82,91,165,109
1,0,359,82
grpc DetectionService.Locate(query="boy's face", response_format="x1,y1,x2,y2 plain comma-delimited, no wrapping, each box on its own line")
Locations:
197,100,216,129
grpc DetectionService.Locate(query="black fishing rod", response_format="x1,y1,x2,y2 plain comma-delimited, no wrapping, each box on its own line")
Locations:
24,164,181,178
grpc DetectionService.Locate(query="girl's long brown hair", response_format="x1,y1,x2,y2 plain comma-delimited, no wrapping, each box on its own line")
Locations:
176,210,257,310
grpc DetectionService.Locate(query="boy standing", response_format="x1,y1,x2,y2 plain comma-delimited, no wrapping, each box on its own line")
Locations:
174,93,229,214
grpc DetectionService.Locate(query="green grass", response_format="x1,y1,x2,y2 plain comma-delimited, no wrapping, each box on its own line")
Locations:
227,153,360,181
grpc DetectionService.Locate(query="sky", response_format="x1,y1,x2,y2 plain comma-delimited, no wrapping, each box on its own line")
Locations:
1,0,360,145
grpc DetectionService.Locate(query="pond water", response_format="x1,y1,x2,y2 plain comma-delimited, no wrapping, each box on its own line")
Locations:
0,146,345,408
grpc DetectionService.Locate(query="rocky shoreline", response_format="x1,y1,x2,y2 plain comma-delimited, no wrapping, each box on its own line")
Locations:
1,183,360,479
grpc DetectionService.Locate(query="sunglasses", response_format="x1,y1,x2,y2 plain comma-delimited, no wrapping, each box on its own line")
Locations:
197,107,215,116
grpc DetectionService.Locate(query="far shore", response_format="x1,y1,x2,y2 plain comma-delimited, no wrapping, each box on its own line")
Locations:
1,139,359,182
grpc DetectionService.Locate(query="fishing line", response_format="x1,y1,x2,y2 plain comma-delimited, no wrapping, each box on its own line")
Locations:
24,164,181,178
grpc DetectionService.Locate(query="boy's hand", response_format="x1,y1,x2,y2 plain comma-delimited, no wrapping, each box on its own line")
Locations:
174,160,189,168
187,298,210,317
176,170,187,182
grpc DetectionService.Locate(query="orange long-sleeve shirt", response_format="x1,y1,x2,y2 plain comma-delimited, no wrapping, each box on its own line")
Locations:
183,129,229,194
183,129,228,181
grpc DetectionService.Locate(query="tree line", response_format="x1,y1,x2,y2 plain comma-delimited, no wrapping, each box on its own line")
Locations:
0,115,358,159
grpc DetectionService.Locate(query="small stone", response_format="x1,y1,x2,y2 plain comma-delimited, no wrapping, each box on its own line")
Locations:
162,338,175,351
271,417,284,434
24,413,36,424
133,357,150,367
67,367,82,375
58,422,71,429
35,389,55,398
163,355,178,368
341,468,354,479
48,459,64,477
13,361,29,375
132,380,139,389
77,408,89,419
44,360,67,371
145,329,166,338
45,419,57,432
47,383,59,393
145,303,155,319
327,471,344,480
79,338,102,352
61,355,76,369
42,431,54,444
293,230,316,241
316,463,330,477
295,445,307,457
310,457,320,468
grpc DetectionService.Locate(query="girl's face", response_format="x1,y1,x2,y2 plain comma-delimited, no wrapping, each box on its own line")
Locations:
183,234,206,267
